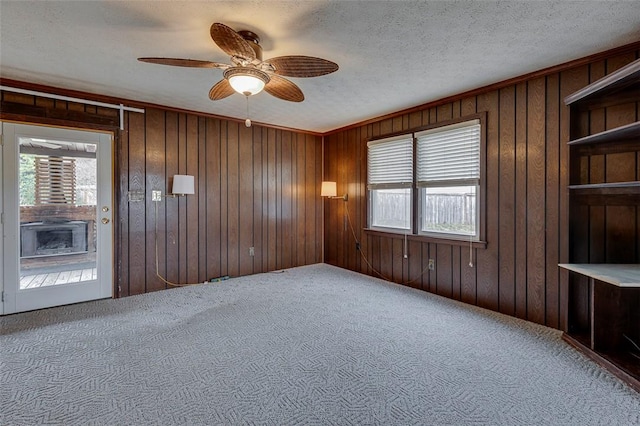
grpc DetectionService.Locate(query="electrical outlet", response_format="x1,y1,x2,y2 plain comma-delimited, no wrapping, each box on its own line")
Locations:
128,190,144,202
249,247,255,256
428,259,435,270
152,190,162,201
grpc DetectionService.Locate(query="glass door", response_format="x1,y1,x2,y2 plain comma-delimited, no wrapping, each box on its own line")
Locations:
1,123,113,314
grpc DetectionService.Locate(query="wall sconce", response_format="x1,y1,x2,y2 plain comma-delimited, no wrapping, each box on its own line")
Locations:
321,181,348,201
169,175,195,197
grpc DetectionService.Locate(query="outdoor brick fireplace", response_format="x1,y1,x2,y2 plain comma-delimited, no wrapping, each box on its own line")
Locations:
19,205,96,259
20,220,88,258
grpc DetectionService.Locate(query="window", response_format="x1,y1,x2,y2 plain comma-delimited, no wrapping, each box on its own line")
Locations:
416,119,480,239
367,135,413,232
367,117,483,241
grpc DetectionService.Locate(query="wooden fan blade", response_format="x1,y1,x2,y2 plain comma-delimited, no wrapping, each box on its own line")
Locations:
210,23,255,60
138,57,227,69
264,74,304,102
209,79,235,100
266,55,338,77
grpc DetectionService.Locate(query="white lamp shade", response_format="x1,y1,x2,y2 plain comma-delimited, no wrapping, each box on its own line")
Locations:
172,175,195,195
228,75,266,96
321,181,337,197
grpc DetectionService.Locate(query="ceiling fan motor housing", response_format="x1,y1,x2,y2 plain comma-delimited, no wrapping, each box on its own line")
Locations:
237,30,262,61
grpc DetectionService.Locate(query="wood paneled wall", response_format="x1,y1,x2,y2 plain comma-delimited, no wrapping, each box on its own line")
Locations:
323,49,640,330
118,109,323,296
2,44,638,328
1,88,323,297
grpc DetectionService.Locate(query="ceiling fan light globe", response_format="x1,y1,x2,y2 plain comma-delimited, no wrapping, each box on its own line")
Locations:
229,75,265,95
224,67,269,96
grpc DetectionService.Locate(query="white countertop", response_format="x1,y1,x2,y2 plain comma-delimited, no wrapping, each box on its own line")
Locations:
558,264,640,288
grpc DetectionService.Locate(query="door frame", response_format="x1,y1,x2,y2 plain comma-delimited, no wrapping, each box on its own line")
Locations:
1,121,115,315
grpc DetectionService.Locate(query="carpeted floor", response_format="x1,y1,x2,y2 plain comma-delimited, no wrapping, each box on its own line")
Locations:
1,264,639,425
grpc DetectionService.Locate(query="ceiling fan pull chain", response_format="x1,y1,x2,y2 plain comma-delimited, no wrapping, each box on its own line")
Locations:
245,95,252,127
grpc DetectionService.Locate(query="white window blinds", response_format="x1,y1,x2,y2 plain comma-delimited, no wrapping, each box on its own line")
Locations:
416,119,480,186
367,135,413,189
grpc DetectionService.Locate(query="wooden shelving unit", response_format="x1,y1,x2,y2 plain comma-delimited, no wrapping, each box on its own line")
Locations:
567,120,640,146
563,58,640,393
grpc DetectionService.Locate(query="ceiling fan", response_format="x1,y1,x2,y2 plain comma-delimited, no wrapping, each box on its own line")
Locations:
138,22,338,103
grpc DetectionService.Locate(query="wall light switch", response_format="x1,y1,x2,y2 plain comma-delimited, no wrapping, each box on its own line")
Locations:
152,190,162,201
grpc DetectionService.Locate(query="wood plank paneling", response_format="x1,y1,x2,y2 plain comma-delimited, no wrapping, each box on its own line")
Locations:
514,82,528,319
3,44,638,332
526,77,547,325
205,118,221,280
219,120,229,277
145,108,165,292
476,91,500,311
296,134,306,267
427,243,436,293
117,112,130,297
392,238,404,283
177,113,188,284
186,114,199,283
323,47,640,330
267,128,277,272
227,122,240,277
165,112,180,286
436,245,452,299
1,87,323,296
460,97,478,306
545,73,560,328
127,111,146,295
498,86,516,316
198,118,207,281
304,134,315,266
253,127,264,273
238,124,253,276
407,240,422,290
281,131,292,269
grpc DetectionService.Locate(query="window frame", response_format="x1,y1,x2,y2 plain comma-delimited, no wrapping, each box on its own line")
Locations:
365,113,487,245
366,134,414,234
415,119,481,241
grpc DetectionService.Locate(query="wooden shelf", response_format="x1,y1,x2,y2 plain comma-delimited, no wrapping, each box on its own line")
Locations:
563,334,640,393
558,264,640,287
568,121,640,146
563,56,640,395
570,193,640,206
564,58,640,105
568,181,640,196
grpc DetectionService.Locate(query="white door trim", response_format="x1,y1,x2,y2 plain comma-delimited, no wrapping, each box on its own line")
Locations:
1,122,113,315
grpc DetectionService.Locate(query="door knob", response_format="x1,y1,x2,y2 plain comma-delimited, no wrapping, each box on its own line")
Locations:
102,206,109,212
101,218,110,224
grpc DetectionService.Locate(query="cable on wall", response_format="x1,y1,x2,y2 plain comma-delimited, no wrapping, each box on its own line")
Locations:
154,201,208,287
343,202,432,286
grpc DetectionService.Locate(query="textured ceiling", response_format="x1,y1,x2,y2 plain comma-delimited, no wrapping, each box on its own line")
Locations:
1,1,639,133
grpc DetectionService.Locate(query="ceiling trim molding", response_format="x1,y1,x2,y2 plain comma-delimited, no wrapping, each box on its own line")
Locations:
324,40,640,136
0,78,323,137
